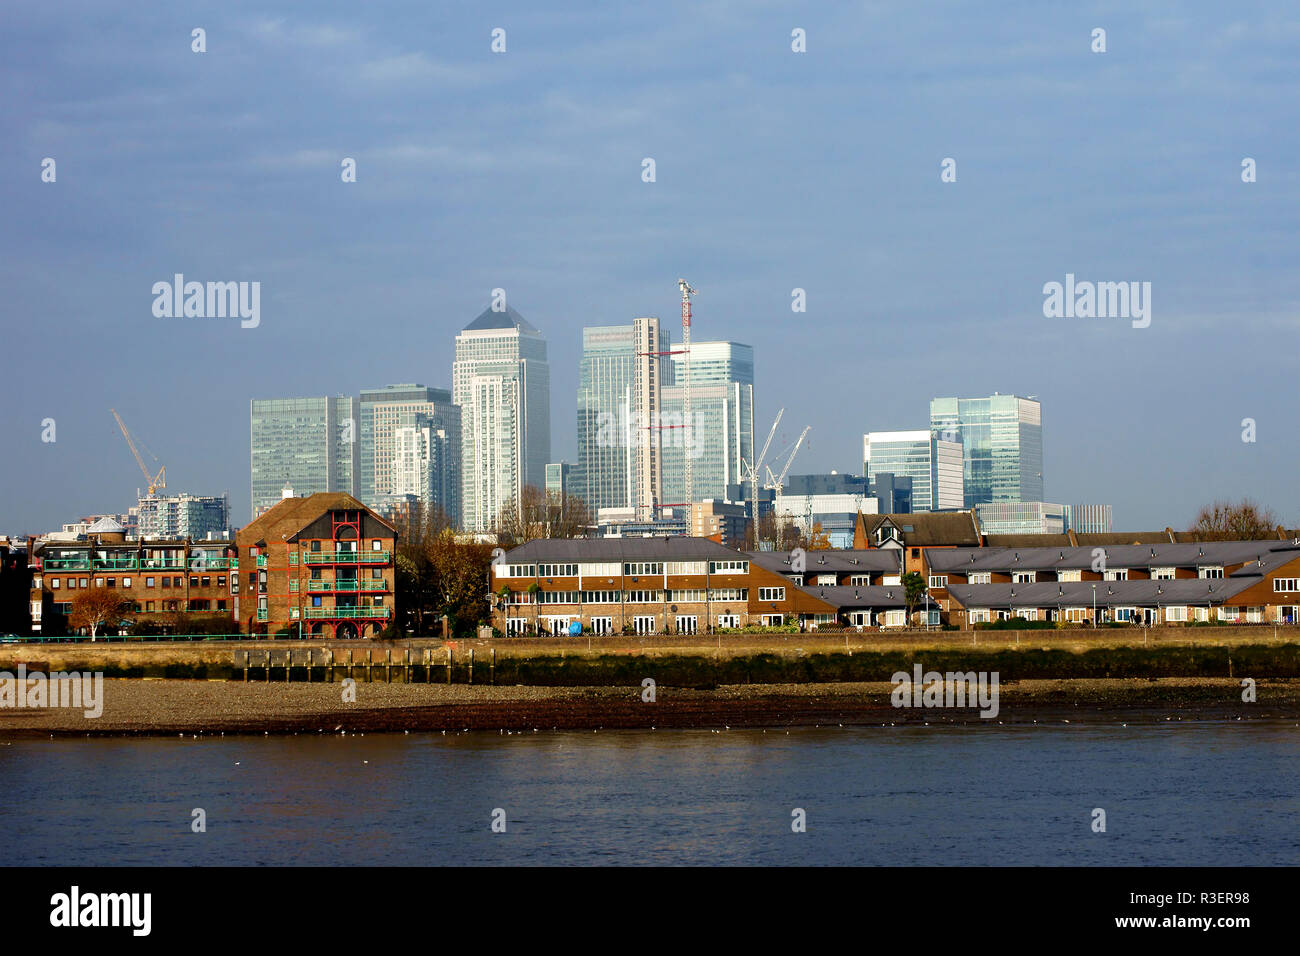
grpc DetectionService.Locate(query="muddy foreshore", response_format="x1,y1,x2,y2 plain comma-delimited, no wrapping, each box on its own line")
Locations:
0,678,1296,738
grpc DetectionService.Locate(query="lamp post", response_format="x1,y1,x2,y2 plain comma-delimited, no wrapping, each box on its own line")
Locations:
1091,584,1097,628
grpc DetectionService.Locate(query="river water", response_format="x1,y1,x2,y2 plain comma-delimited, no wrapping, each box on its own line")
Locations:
3,722,1297,865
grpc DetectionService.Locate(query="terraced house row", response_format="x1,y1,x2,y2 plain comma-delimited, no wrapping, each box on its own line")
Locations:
493,531,1300,633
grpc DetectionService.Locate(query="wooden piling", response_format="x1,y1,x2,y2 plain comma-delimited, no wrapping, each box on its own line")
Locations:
307,649,313,683
243,651,248,682
424,648,431,684
385,648,392,683
366,650,373,683
265,650,271,683
447,647,453,684
347,649,354,682
490,647,496,685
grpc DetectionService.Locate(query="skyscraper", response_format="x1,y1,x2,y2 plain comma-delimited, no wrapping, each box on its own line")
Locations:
930,394,1043,507
576,320,672,514
250,396,359,518
661,341,753,506
453,305,550,532
863,430,964,512
359,384,462,525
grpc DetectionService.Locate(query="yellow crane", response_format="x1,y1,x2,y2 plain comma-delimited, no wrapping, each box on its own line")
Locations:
110,409,166,496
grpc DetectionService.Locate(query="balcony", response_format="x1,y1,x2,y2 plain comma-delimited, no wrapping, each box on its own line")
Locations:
256,608,268,621
93,557,138,570
188,556,234,570
306,580,389,592
42,558,91,570
255,556,267,568
303,606,391,620
302,551,390,565
140,559,185,570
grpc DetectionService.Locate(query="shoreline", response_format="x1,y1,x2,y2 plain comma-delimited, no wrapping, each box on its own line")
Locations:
1,678,1297,737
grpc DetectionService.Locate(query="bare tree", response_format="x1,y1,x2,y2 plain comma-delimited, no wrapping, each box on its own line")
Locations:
1190,499,1280,541
745,511,805,552
69,587,129,639
496,485,591,547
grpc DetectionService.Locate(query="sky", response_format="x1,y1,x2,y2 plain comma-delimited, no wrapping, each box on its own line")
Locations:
2,1,1298,534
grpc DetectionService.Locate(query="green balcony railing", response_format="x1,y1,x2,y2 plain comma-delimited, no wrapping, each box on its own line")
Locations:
255,556,267,568
307,580,389,592
256,608,268,621
140,560,185,570
303,606,391,620
188,556,234,570
42,558,91,570
93,557,138,570
302,551,390,565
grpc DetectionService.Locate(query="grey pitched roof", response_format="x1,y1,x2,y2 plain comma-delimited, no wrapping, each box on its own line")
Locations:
747,549,899,575
463,305,537,333
795,584,908,608
945,578,1254,610
501,536,739,562
925,541,1300,574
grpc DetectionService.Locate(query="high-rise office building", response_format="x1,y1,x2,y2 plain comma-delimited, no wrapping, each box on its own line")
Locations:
545,462,574,499
863,430,964,512
250,396,359,518
576,320,672,515
453,305,550,532
359,384,462,524
930,394,1043,507
662,341,753,506
1065,503,1114,534
135,493,230,539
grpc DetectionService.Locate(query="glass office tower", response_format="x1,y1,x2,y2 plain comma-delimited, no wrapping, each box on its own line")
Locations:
930,394,1043,507
863,430,964,512
250,396,359,518
359,384,462,525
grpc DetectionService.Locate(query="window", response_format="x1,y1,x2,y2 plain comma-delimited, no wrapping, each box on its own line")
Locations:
883,610,906,627
968,572,991,585
1198,567,1223,579
1194,607,1210,622
1057,569,1081,582
122,576,131,587
850,575,871,586
311,540,321,552
201,576,210,587
667,590,706,603
929,575,948,588
538,564,579,578
1113,607,1135,622
217,600,226,611
624,562,664,577
761,613,785,627
676,615,698,634
539,591,580,605
1012,571,1036,583
312,597,322,607
717,614,740,628
633,615,656,635
79,578,88,587
708,560,748,574
882,575,901,586
667,561,707,575
1150,567,1176,580
1012,608,1037,621
371,568,383,579
758,587,786,602
51,578,60,589
190,577,199,588
708,588,748,602
625,590,662,603
105,577,115,588
590,617,613,634
1273,578,1300,592
580,590,620,604
161,577,170,588
217,576,226,587
174,577,183,587
1165,606,1188,622
94,577,104,587
501,564,536,578
372,539,382,551
969,608,991,623
1103,569,1128,581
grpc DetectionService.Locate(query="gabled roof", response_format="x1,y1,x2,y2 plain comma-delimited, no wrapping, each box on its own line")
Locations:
86,516,124,533
748,549,899,575
945,577,1254,609
857,511,982,548
463,305,537,333
795,584,908,609
236,493,395,546
925,541,1300,574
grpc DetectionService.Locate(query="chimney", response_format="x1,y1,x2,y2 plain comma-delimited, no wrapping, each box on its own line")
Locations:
281,482,294,500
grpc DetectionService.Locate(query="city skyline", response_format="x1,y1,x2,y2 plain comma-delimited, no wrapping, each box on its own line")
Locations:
4,4,1297,533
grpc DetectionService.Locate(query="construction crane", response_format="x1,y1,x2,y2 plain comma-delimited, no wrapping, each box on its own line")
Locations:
111,409,166,496
677,278,697,507
766,426,812,497
740,408,783,535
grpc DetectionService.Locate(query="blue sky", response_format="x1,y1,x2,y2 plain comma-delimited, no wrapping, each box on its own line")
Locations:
3,1,1297,532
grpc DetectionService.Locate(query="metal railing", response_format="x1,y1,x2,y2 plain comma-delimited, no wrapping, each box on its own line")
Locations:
306,580,389,592
302,551,390,565
303,606,391,620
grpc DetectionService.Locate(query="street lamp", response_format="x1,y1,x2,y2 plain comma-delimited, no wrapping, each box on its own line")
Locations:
1091,584,1097,628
